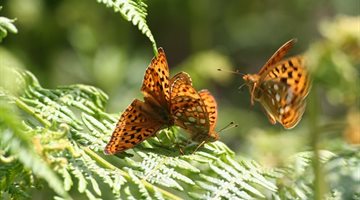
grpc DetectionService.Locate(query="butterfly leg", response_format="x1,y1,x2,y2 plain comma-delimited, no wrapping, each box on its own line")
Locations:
250,83,257,105
192,140,206,154
178,145,185,155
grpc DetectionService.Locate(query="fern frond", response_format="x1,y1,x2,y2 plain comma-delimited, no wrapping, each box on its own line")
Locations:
0,100,69,199
97,0,157,54
0,65,281,199
0,7,18,42
276,149,360,199
8,60,356,200
189,153,277,199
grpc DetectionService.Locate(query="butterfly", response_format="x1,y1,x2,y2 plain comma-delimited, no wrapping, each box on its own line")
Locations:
242,39,311,129
104,48,218,155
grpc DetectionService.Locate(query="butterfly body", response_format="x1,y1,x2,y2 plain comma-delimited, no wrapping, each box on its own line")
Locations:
143,97,173,126
242,74,262,104
243,39,310,129
104,48,218,155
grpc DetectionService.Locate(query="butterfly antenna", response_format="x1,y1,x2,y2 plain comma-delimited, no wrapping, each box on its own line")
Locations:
191,122,238,154
238,82,247,91
218,121,238,133
217,68,245,76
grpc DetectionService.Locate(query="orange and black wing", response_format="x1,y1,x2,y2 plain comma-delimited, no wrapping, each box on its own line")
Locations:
141,48,171,109
199,89,219,141
264,56,310,99
170,72,212,142
104,99,163,154
259,39,297,80
260,56,310,129
260,79,307,129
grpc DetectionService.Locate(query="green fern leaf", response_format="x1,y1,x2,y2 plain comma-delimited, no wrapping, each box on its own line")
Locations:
1,65,281,199
276,149,360,199
0,101,69,199
0,7,18,42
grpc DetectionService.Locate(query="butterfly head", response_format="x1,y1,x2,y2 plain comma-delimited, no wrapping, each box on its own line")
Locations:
208,130,219,142
243,74,261,105
190,129,219,143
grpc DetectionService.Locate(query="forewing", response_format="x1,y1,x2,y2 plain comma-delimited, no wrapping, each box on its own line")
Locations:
170,71,192,86
264,56,310,99
259,39,297,80
141,48,171,108
104,99,163,154
198,89,217,131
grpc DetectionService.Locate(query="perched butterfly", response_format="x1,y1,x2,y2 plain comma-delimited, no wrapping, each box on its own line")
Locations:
242,39,311,129
104,48,218,155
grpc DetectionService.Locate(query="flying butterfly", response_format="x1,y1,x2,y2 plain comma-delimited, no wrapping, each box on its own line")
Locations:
242,39,311,129
104,48,218,155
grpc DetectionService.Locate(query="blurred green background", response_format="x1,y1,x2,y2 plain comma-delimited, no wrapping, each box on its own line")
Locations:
1,0,359,170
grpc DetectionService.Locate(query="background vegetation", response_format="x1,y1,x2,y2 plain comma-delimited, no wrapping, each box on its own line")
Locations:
1,0,359,199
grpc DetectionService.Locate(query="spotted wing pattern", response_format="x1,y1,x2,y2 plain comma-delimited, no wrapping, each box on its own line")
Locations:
141,48,171,108
259,80,307,129
105,48,171,155
264,56,310,99
258,39,297,79
198,89,219,141
104,100,164,154
259,56,310,129
170,72,217,142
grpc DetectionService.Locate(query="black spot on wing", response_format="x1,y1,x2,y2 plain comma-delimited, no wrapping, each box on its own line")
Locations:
288,60,294,67
287,71,293,78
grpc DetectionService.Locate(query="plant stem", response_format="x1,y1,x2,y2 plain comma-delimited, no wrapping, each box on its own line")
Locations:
152,43,158,56
308,86,325,200
15,97,51,127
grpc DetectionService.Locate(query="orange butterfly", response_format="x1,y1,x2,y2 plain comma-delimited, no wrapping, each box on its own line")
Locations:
243,39,311,129
104,48,218,155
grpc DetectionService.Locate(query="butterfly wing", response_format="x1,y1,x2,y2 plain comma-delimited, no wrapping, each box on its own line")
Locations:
170,72,200,109
141,48,171,109
262,56,310,128
198,89,219,141
170,71,193,86
258,39,297,80
260,74,308,129
170,72,212,142
264,56,310,99
104,99,163,154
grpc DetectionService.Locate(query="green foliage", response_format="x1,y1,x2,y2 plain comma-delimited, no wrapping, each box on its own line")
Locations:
306,16,360,109
275,149,360,200
1,1,359,199
0,71,69,199
0,7,18,42
0,65,280,199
